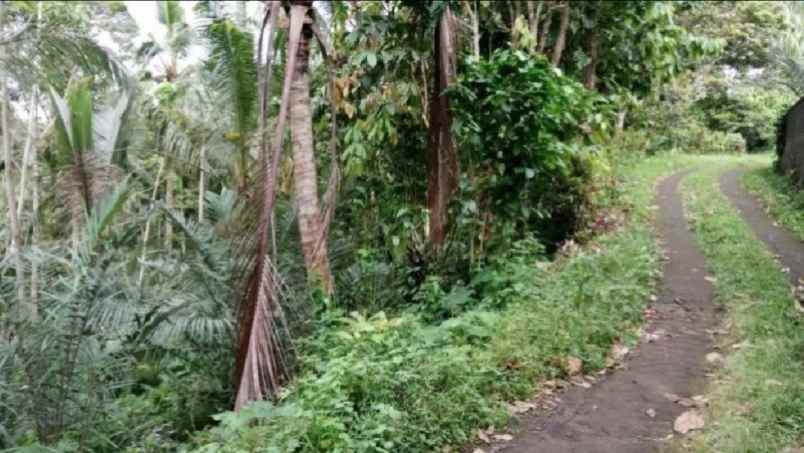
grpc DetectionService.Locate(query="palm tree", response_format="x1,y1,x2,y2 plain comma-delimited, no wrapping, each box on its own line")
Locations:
49,78,132,246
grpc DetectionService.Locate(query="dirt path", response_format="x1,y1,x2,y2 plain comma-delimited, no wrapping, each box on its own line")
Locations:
498,171,718,453
721,170,804,284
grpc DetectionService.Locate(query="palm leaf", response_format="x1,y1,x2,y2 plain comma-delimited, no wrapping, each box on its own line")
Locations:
204,19,258,146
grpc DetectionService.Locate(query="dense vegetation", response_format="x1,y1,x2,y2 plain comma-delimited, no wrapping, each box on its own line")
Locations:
0,1,801,452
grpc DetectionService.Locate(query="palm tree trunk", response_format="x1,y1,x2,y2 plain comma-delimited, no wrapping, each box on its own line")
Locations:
289,8,333,293
198,145,206,223
138,157,165,286
528,1,542,39
165,168,174,247
427,5,459,249
551,2,569,66
1,8,26,310
31,132,39,312
17,89,38,219
538,6,552,54
30,0,42,314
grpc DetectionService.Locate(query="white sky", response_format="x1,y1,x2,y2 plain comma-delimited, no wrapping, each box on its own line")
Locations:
124,1,198,46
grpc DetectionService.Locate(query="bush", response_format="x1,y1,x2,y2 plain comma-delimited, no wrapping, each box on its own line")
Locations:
448,49,607,251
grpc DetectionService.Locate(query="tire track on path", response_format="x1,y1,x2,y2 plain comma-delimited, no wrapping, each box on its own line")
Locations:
720,169,804,284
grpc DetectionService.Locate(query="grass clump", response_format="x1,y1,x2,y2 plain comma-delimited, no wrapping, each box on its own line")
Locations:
682,160,804,453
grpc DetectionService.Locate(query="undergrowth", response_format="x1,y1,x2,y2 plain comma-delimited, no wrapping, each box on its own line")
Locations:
186,154,696,452
682,159,804,453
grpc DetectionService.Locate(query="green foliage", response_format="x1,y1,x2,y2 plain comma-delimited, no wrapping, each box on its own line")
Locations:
679,1,788,71
449,49,604,248
694,83,794,152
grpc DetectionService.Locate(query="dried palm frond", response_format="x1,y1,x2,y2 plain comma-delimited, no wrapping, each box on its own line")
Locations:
231,1,307,411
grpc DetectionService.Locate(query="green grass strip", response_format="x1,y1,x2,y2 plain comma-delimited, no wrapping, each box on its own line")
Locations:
682,160,804,453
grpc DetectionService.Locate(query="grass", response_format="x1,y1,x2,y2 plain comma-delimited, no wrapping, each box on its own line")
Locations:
681,156,804,453
188,153,699,453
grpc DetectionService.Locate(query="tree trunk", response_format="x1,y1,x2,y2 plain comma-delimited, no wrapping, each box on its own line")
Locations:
582,28,601,90
551,2,569,66
1,14,26,311
538,5,552,54
467,0,480,59
198,145,206,222
427,6,459,249
289,6,333,293
30,0,42,315
138,157,165,286
528,1,542,39
165,169,174,247
17,89,38,219
31,129,39,313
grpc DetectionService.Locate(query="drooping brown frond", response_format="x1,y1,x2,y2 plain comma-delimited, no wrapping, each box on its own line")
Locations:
427,5,459,248
233,1,307,411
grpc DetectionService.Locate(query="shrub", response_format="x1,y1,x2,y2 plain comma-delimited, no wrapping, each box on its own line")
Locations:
448,49,606,251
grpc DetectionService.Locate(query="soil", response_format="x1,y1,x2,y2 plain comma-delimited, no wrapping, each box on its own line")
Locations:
496,171,719,453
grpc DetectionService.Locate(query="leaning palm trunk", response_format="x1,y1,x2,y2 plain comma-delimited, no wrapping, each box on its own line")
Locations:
289,11,333,293
427,5,459,249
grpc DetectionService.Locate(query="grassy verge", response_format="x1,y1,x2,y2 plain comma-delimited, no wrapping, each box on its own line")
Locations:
187,154,697,453
682,159,804,453
742,159,804,241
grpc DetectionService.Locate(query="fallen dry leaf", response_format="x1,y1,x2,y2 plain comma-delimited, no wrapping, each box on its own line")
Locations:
477,430,490,443
674,410,705,434
472,449,487,453
646,408,656,418
704,276,717,283
507,400,535,415
566,356,583,376
706,352,724,365
493,434,514,442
